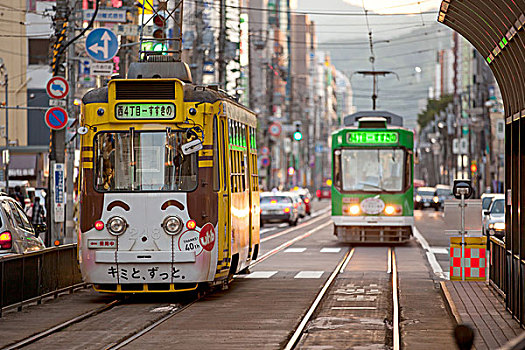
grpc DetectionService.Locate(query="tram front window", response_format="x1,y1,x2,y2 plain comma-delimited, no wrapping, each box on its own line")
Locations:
339,148,406,192
94,131,198,192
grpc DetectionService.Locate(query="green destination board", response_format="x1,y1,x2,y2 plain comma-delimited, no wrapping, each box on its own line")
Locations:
115,103,176,120
347,131,398,144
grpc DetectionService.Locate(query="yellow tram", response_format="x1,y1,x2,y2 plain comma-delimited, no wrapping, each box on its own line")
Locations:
78,58,260,292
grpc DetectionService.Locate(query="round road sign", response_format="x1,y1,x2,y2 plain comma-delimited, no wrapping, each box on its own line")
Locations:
261,146,270,156
85,28,119,62
260,156,270,167
269,122,282,137
45,107,68,130
46,77,69,99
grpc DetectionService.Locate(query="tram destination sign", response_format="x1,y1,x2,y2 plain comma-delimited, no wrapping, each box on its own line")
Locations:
347,131,398,145
115,103,176,120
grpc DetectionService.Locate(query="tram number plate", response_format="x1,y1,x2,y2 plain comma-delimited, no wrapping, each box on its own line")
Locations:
115,103,176,120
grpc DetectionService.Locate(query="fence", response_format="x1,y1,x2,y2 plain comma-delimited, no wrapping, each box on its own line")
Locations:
489,236,524,327
0,244,84,317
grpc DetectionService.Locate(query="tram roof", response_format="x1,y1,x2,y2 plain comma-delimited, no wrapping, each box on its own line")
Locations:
344,111,404,127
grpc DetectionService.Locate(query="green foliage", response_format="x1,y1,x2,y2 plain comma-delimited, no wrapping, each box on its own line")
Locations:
417,95,453,129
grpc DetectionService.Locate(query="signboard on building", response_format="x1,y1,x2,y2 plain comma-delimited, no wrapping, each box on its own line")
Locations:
54,163,65,223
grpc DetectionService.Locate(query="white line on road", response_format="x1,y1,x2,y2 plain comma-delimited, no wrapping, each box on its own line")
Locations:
429,247,449,255
320,247,341,253
285,247,307,253
294,271,324,279
413,226,446,279
244,271,278,279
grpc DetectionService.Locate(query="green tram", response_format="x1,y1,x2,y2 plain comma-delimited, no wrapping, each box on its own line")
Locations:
331,111,414,243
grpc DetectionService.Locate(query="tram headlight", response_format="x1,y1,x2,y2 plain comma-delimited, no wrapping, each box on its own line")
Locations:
107,216,127,236
385,205,396,215
163,216,183,235
349,205,360,215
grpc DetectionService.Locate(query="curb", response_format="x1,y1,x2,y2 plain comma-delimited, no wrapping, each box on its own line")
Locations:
440,281,462,325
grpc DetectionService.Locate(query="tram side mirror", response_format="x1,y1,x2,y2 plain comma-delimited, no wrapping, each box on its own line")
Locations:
453,179,473,199
181,139,203,155
77,126,89,135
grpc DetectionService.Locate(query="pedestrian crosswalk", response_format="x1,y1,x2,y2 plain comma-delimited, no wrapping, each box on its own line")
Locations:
239,270,326,279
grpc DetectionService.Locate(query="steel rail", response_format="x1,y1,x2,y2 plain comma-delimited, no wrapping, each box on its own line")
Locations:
283,248,355,350
251,221,332,268
260,208,331,243
392,248,400,350
106,297,202,350
3,298,122,350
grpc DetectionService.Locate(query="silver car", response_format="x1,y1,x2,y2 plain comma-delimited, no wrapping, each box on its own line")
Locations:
260,192,299,226
0,195,46,256
482,195,505,238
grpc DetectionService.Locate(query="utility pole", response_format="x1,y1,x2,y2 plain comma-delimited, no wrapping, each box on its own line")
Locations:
218,0,226,89
192,0,204,84
48,0,69,246
3,72,8,192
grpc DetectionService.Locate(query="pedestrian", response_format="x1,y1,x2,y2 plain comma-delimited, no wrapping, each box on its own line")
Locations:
31,197,45,227
12,186,25,208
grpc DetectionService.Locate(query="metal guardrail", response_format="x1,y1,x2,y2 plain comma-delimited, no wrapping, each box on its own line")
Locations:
0,244,84,317
489,236,506,297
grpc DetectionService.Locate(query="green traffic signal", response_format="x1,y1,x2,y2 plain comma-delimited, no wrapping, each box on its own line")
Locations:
293,131,303,141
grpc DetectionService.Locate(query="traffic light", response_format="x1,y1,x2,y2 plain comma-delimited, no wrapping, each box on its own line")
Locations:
293,121,302,141
470,160,477,173
152,14,168,52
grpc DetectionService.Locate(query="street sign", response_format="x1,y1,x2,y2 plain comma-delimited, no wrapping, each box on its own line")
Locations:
459,138,469,154
45,107,68,130
269,122,282,137
452,138,459,154
91,62,114,76
54,163,65,223
46,76,69,99
83,8,127,23
113,24,154,36
85,28,119,62
261,146,270,156
496,120,505,140
49,99,66,107
260,156,270,167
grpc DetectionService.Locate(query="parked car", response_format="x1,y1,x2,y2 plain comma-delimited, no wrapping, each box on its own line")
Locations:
260,192,299,226
297,189,312,215
289,192,306,218
481,193,498,221
414,187,436,210
432,185,453,211
482,194,505,239
0,193,46,256
317,186,331,200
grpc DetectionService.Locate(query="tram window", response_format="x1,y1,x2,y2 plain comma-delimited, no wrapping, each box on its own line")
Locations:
213,117,219,192
405,152,411,191
333,150,341,188
339,148,405,192
94,131,198,192
221,121,228,191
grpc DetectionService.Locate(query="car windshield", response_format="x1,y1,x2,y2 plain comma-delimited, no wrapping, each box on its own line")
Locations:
94,130,198,192
436,189,451,196
417,190,434,196
261,196,292,205
339,148,405,192
482,197,493,209
491,199,504,214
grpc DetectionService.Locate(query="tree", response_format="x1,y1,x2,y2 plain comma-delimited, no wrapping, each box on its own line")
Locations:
417,95,453,129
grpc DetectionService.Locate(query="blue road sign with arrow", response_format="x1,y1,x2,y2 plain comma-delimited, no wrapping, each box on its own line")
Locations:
85,28,119,62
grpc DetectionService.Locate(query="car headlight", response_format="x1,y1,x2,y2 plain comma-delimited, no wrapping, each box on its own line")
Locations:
433,196,439,203
488,223,494,229
107,216,127,236
494,222,505,231
163,216,183,235
415,195,422,202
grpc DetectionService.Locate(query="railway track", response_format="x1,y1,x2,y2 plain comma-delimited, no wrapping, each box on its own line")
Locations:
283,247,401,350
2,211,331,350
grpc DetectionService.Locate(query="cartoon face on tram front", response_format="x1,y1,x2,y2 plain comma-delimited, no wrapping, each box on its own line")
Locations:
79,128,219,291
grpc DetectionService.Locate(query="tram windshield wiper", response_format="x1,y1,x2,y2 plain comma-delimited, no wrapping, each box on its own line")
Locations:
358,181,388,192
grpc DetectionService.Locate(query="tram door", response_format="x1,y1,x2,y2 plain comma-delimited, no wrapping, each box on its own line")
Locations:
219,118,231,263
